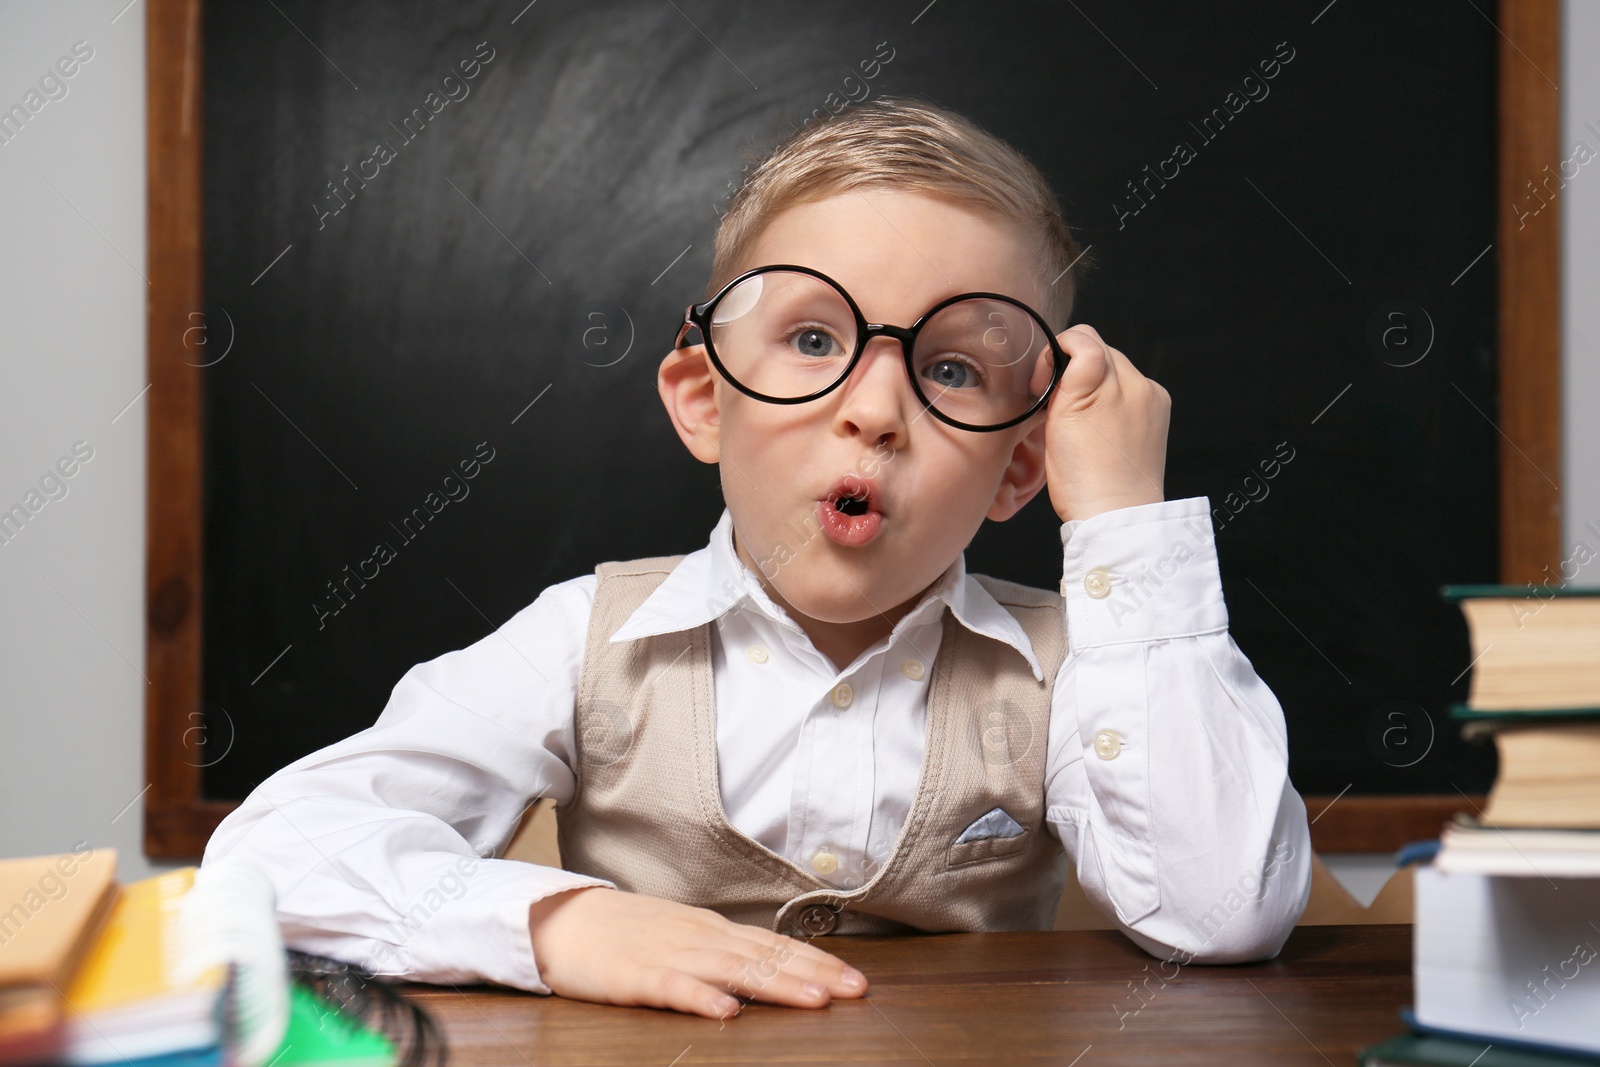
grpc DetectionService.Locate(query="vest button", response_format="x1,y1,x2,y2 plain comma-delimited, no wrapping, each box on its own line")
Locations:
1084,567,1113,599
796,904,838,936
831,682,853,708
810,850,839,875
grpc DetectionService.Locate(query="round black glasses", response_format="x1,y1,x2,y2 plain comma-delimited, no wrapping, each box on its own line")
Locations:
673,264,1070,432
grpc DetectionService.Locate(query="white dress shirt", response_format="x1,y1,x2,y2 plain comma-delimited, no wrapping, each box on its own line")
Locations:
202,497,1312,994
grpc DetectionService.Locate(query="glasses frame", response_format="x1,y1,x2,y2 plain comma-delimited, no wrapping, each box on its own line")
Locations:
673,263,1070,433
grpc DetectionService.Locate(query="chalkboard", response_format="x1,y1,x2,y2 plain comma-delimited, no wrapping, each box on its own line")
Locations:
195,0,1499,808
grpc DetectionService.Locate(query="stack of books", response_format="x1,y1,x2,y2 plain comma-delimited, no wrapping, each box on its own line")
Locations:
0,849,119,1065
1361,584,1600,1066
1,852,403,1067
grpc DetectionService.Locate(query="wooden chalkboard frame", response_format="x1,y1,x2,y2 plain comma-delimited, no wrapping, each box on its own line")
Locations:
143,0,1564,859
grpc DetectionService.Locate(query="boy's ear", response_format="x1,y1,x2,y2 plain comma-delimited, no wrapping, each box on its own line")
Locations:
657,344,722,464
987,419,1049,521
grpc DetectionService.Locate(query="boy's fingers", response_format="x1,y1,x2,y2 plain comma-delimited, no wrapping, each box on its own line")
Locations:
634,965,742,1020
733,928,833,964
1027,343,1056,398
696,949,833,1008
1102,345,1169,413
1098,339,1150,387
743,930,867,984
1054,325,1115,399
726,932,866,994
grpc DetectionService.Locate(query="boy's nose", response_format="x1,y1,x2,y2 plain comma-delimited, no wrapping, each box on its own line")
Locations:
831,336,912,442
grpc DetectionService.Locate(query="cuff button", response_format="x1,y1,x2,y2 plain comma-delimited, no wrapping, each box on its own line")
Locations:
1093,729,1122,760
1084,567,1113,599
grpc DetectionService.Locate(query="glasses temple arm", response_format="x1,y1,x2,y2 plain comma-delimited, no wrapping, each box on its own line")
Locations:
675,304,707,349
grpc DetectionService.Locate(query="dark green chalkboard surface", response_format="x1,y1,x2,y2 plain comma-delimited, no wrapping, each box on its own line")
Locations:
198,0,1498,802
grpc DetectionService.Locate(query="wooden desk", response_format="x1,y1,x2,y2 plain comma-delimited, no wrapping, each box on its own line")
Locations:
402,924,1410,1065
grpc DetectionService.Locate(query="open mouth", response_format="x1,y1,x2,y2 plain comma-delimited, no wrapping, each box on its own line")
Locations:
833,489,871,517
817,476,884,547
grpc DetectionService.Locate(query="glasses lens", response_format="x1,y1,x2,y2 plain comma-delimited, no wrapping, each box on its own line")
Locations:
912,298,1057,427
707,271,857,399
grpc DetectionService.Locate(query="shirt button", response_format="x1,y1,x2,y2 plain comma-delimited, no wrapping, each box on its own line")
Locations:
1084,567,1113,599
901,659,924,680
1093,729,1122,760
746,645,769,664
831,683,853,708
810,850,839,875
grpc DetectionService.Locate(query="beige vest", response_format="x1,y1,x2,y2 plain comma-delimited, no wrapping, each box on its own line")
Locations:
555,554,1072,938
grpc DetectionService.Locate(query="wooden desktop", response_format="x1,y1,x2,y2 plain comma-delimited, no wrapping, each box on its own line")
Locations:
404,924,1411,1065
405,803,1415,1064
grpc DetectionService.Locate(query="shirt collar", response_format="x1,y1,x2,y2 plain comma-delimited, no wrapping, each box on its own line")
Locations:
606,508,1043,681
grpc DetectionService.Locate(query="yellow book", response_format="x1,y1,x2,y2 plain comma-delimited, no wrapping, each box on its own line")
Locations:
62,868,227,1065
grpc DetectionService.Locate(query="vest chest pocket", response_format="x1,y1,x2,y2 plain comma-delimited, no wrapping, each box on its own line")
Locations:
947,828,1033,868
946,805,1035,869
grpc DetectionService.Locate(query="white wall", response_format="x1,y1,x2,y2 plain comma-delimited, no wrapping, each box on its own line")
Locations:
0,2,1595,897
1563,0,1600,566
0,1,166,881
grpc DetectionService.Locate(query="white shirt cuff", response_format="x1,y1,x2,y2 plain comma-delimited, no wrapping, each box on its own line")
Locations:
1060,497,1229,649
363,858,614,995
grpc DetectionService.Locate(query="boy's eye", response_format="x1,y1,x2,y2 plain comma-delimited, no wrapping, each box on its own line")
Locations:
923,356,983,390
789,328,842,359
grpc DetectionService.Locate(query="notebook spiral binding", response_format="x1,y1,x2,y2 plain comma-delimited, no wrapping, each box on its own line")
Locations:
284,951,448,1067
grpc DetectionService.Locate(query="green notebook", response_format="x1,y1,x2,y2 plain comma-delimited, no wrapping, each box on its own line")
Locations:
266,984,397,1067
1439,584,1600,601
1361,1032,1600,1066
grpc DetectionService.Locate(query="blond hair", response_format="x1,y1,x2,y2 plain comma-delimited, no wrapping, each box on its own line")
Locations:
708,95,1092,329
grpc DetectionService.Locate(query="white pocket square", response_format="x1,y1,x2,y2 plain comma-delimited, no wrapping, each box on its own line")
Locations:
955,806,1026,844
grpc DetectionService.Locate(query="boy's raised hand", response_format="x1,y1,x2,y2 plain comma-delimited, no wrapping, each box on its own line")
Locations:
1040,324,1171,523
527,886,869,1019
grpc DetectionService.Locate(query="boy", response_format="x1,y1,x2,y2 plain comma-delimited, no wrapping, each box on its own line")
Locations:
203,96,1312,1021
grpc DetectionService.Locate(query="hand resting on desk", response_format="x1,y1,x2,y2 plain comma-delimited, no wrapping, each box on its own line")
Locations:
527,886,869,1020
